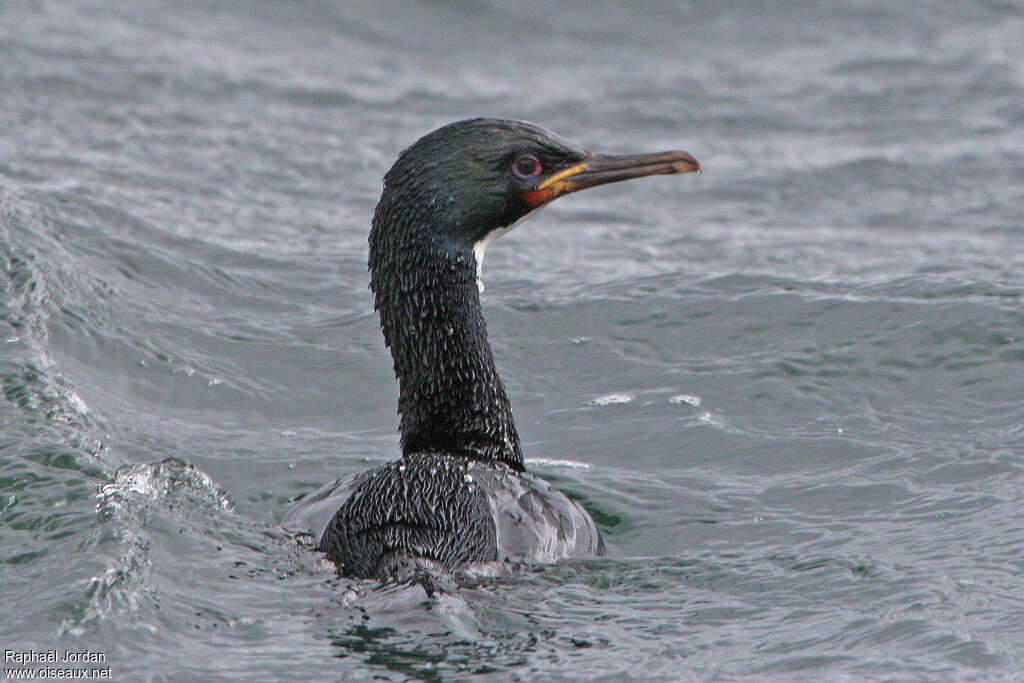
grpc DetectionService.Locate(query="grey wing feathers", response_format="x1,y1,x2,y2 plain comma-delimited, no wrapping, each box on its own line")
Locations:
281,474,361,543
473,466,605,563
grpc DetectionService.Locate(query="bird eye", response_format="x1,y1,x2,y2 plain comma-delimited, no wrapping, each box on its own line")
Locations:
512,155,542,179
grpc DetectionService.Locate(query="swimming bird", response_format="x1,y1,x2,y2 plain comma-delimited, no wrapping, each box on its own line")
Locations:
284,118,699,580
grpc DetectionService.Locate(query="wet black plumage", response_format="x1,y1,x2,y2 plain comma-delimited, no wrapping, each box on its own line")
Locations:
322,455,497,578
290,118,700,580
367,120,586,470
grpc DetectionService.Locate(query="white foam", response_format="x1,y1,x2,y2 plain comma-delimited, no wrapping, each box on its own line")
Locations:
525,457,593,469
588,393,633,406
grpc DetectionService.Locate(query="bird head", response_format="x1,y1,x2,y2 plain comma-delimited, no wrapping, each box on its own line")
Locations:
371,118,700,262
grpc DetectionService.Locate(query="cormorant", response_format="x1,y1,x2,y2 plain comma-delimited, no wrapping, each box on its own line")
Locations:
283,118,699,581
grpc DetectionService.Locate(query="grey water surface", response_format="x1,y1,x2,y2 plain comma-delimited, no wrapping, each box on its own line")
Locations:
2,1,1023,680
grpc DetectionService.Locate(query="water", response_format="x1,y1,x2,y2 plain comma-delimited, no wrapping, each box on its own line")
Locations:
2,1,1022,679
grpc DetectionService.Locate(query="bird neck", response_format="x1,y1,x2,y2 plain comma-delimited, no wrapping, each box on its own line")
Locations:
368,212,524,471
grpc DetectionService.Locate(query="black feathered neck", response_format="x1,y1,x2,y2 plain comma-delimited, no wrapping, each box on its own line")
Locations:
367,121,540,471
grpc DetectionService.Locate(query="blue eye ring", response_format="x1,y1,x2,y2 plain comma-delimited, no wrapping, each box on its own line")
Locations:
512,155,542,179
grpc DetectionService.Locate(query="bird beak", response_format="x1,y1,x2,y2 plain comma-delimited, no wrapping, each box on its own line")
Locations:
519,150,701,208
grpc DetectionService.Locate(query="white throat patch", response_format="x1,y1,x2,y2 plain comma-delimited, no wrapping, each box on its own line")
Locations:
472,209,542,294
